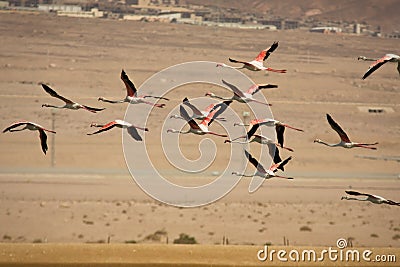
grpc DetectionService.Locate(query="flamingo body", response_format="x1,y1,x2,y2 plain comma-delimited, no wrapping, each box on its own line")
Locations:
3,121,56,154
205,80,277,107
232,150,293,179
358,54,400,79
342,190,400,206
41,84,105,113
98,70,168,108
314,114,378,149
87,119,148,141
218,41,286,73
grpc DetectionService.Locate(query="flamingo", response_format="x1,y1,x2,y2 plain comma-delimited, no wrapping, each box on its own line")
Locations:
225,137,288,170
87,119,148,141
41,84,105,113
225,134,294,152
314,114,378,149
234,118,303,149
98,69,168,108
205,79,277,106
217,41,286,73
232,150,293,179
358,54,400,79
3,121,56,154
166,105,227,137
170,97,232,125
342,190,400,206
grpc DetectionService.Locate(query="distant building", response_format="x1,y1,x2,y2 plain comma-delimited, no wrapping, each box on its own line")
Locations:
258,19,298,30
57,8,104,18
38,4,82,12
310,26,342,33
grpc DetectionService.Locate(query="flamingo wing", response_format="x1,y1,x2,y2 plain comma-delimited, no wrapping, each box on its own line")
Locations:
244,150,267,174
270,156,292,173
87,121,117,135
275,124,285,148
120,69,137,97
3,121,29,132
222,79,245,98
41,84,73,104
384,199,400,206
246,84,278,95
254,41,279,62
127,126,143,141
345,190,371,197
38,129,48,154
182,97,203,116
207,100,232,126
362,54,392,80
246,123,260,139
180,105,201,130
326,114,351,143
82,105,105,113
200,106,220,127
228,58,248,65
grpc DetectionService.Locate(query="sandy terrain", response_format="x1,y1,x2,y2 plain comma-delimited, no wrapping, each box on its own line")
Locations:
0,11,399,265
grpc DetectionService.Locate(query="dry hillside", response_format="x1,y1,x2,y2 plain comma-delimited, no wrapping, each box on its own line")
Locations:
184,0,400,33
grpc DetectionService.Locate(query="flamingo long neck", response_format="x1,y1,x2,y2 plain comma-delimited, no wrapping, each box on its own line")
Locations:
42,104,65,109
98,97,124,104
343,196,367,202
316,140,340,147
232,172,254,177
358,56,376,61
210,94,232,101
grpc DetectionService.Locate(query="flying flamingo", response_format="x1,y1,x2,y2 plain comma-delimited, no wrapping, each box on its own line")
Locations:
98,69,168,108
205,79,277,106
358,54,400,80
342,190,400,206
225,134,294,152
167,105,227,137
225,137,289,170
232,150,293,179
234,118,303,149
87,119,148,141
41,84,105,113
170,97,232,124
314,114,378,149
217,41,286,73
3,121,56,154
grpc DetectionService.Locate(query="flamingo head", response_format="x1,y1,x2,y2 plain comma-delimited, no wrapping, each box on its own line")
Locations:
98,97,104,101
169,115,180,119
224,139,232,143
357,56,366,61
90,122,99,127
216,63,226,68
341,196,348,200
313,139,322,143
205,92,215,97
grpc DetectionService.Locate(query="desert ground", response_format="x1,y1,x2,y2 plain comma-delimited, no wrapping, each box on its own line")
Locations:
0,11,399,266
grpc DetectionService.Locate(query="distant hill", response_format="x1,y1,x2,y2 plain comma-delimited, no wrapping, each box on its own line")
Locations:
183,0,400,33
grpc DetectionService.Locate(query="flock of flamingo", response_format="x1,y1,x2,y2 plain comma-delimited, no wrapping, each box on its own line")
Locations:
2,41,399,206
